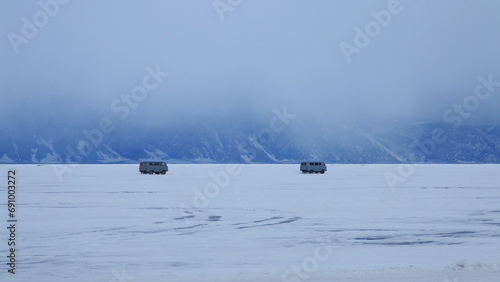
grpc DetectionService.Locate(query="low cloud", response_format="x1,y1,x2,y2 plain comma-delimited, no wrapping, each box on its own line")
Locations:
1,0,500,133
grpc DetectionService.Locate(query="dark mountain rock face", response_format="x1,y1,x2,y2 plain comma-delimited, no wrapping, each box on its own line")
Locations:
1,120,499,164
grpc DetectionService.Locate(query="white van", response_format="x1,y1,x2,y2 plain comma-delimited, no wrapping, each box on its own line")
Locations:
300,162,327,174
139,161,168,174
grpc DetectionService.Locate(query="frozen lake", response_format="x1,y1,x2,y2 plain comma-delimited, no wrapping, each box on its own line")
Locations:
1,164,500,281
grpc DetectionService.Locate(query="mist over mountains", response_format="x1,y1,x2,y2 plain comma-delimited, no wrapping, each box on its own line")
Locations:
1,116,499,164
2,2,500,165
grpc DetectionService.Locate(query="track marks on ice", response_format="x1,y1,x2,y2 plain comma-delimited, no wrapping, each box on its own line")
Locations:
236,217,301,229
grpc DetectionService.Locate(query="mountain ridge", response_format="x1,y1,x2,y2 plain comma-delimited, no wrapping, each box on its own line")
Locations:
1,120,499,164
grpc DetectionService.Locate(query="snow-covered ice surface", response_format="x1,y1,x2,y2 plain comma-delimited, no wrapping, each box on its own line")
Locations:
1,164,500,281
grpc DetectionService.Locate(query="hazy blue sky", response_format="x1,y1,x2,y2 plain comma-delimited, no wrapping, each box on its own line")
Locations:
2,0,500,128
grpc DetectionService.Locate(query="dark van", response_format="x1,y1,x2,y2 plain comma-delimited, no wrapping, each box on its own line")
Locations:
139,161,168,174
300,161,327,174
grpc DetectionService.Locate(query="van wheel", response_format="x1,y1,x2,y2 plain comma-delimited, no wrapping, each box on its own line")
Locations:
309,170,313,174
162,171,166,174
320,170,325,174
301,171,306,173
149,171,154,174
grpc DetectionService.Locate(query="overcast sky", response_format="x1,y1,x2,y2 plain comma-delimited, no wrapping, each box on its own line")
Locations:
1,0,500,129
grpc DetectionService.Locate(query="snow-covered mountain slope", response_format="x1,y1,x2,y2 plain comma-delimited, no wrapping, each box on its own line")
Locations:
1,120,499,164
